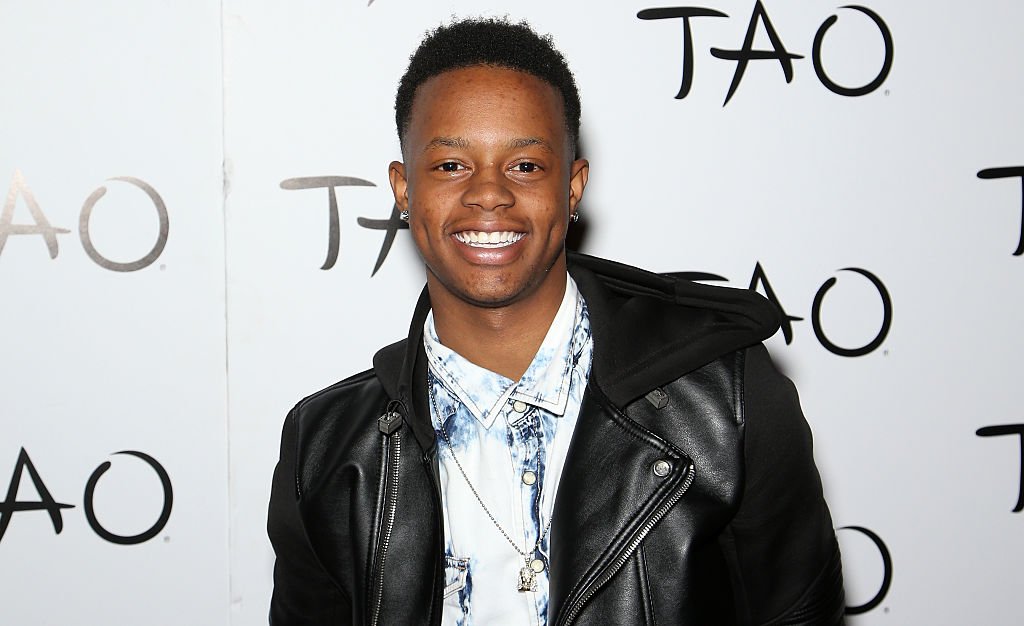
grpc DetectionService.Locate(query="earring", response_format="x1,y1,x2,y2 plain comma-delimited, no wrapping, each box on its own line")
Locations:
399,209,410,222
570,212,580,223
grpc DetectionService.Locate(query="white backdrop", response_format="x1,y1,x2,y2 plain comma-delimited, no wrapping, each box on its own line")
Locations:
3,1,1022,624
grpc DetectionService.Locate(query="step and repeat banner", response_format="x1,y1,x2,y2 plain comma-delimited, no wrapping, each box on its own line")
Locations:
0,3,229,625
3,1,1022,624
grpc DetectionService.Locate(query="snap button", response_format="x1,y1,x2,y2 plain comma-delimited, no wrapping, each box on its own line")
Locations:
512,400,528,413
645,388,669,409
653,459,672,477
530,558,545,573
522,470,537,485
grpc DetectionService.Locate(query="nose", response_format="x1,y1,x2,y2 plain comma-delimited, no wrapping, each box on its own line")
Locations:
461,165,514,212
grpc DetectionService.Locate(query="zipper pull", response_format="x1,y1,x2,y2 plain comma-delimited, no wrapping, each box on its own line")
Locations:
378,400,404,435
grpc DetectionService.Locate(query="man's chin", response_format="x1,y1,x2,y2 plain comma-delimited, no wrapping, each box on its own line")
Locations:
443,274,549,309
427,253,567,310
455,286,526,309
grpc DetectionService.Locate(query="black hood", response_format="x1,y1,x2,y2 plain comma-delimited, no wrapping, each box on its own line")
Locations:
565,252,779,407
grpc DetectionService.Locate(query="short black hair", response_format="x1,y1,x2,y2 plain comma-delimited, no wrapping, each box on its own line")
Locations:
395,17,581,154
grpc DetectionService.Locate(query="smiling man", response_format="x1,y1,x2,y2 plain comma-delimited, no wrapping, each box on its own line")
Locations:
268,18,844,625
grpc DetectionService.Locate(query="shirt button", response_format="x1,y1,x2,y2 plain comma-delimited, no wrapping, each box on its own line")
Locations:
512,400,528,413
530,558,545,573
522,470,537,485
653,459,672,477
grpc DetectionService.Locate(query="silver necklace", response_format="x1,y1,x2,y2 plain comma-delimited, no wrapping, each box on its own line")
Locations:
432,388,553,593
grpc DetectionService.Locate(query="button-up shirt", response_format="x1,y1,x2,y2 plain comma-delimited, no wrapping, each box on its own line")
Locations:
424,276,593,626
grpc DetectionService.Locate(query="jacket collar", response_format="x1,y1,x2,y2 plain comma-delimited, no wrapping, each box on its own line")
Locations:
372,252,780,449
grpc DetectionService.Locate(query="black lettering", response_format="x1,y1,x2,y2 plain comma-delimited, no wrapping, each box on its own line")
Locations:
0,448,75,542
748,262,803,345
811,268,891,356
79,177,169,272
280,176,376,270
83,451,173,545
978,167,1024,256
0,170,70,259
637,7,729,99
813,6,894,97
710,0,804,105
976,425,1024,512
356,203,409,276
838,526,893,614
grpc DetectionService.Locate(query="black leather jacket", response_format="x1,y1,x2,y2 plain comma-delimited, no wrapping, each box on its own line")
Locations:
268,253,844,625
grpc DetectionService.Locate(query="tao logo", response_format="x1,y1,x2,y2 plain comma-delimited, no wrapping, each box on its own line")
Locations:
638,2,894,104
0,448,173,545
0,170,169,272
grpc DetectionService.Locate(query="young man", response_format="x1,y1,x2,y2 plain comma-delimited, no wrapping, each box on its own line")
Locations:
269,18,844,625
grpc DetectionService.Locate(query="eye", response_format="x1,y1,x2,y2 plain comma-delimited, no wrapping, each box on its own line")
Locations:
512,162,541,173
437,162,464,173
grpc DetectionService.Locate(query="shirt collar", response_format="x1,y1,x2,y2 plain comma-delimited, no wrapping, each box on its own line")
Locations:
423,276,585,429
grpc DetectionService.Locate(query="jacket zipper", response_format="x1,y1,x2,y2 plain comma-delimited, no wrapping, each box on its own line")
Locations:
557,459,696,626
371,407,403,626
422,450,446,626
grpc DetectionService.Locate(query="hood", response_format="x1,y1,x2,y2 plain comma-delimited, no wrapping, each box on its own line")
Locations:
566,252,780,408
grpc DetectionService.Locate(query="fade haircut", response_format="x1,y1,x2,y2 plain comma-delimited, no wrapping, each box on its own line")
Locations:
395,17,581,155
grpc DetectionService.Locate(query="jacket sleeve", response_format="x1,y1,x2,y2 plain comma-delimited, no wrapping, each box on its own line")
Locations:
719,345,845,625
267,406,352,625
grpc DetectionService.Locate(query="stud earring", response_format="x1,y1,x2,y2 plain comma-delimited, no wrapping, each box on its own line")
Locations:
399,209,410,222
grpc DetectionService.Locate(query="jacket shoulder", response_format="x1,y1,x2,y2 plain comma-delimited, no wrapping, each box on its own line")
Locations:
284,367,392,495
292,367,387,431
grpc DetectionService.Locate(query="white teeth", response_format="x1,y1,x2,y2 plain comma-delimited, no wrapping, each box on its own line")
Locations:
454,230,525,248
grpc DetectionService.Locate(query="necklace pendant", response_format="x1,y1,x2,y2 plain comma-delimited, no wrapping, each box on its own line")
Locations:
518,562,538,592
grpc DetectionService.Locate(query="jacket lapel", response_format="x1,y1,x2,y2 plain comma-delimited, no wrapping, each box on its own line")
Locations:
547,384,694,624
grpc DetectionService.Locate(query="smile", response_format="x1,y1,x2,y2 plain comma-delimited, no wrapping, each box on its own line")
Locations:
453,230,525,248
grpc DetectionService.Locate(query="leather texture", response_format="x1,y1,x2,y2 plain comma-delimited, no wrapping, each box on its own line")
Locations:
268,252,845,625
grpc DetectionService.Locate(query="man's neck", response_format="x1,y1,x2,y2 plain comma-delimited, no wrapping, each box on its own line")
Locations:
428,270,568,382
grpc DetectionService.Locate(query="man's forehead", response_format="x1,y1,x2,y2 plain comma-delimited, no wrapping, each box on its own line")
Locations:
421,136,556,154
427,63,546,85
414,65,561,107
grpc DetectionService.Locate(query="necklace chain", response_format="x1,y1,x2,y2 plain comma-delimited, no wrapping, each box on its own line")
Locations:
431,387,553,561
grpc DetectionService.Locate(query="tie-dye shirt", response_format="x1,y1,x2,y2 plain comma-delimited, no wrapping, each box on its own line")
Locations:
423,276,593,626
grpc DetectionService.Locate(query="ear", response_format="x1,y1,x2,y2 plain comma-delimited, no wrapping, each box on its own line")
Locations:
388,161,409,211
568,158,589,212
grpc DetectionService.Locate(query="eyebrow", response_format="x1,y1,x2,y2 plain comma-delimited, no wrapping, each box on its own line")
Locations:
423,136,470,152
421,136,555,153
508,137,554,153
